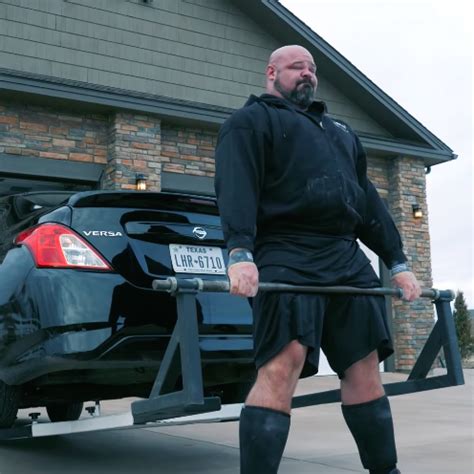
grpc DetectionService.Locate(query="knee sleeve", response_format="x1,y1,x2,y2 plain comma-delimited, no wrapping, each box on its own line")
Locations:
342,395,398,472
239,405,290,474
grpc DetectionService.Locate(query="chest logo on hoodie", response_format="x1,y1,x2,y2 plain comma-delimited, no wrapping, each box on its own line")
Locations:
333,121,349,133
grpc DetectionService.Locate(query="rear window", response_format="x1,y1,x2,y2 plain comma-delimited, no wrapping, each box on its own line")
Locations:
13,192,73,219
70,192,219,215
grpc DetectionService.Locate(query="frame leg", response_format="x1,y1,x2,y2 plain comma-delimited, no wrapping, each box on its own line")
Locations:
131,291,220,424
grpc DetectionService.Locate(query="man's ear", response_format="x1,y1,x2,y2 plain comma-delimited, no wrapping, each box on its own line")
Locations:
266,64,276,81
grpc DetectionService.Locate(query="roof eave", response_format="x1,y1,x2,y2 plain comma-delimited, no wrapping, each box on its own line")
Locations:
254,0,454,159
359,135,457,166
0,68,228,128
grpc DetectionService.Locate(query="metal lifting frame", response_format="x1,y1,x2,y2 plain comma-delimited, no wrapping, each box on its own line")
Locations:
131,284,221,424
141,277,464,417
0,278,463,440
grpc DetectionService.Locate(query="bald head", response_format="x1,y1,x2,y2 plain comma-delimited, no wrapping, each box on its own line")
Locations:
268,45,314,68
265,45,318,110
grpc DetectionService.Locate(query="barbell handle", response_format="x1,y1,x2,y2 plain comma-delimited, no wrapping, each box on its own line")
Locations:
152,277,454,301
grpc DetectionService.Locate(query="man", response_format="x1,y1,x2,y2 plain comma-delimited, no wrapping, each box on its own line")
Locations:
214,45,421,474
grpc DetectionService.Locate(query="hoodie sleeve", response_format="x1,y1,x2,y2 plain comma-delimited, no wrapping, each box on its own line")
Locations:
214,110,267,252
354,134,408,268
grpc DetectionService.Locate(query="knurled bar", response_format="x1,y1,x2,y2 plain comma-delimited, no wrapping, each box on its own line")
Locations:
152,277,454,302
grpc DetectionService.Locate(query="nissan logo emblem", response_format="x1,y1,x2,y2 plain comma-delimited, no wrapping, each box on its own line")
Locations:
192,227,207,240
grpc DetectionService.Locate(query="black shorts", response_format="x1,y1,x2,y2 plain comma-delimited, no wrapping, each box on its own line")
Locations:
252,264,394,378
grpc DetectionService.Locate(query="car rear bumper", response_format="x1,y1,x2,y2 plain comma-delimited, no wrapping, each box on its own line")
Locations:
1,268,254,386
0,332,254,386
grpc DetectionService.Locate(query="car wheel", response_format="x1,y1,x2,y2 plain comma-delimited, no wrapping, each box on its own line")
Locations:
0,381,19,429
46,401,84,422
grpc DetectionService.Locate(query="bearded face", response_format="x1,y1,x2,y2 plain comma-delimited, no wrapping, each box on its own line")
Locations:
274,73,315,109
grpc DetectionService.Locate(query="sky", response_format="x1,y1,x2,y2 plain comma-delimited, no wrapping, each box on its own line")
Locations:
281,0,473,308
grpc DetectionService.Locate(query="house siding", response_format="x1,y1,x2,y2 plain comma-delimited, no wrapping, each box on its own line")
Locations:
0,0,390,137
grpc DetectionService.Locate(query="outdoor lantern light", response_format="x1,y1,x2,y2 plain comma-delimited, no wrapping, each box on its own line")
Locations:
412,204,423,219
136,174,147,191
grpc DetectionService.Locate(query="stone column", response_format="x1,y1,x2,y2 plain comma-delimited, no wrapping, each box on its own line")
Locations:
388,156,434,371
103,112,161,191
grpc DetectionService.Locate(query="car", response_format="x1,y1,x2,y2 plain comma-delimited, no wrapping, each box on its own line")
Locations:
0,190,254,428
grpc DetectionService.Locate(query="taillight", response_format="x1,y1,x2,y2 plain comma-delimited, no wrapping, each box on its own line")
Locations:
15,223,113,270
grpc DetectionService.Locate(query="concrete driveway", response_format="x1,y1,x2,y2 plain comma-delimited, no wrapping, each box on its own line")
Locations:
0,369,472,474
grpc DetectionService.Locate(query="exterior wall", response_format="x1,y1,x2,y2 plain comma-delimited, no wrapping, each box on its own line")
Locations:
0,0,275,109
0,98,107,163
388,157,434,371
367,154,435,370
161,124,217,178
0,0,390,137
103,112,161,191
321,82,392,137
367,155,390,199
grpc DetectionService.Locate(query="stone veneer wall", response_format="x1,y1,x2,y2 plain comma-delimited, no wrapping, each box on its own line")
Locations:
103,112,161,191
0,98,434,371
0,99,108,164
368,154,434,371
367,155,390,198
388,157,434,371
161,124,217,177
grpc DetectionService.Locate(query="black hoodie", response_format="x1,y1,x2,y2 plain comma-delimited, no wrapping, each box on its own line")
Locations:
215,94,407,282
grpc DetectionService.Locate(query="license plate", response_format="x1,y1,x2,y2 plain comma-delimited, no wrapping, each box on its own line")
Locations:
169,244,226,275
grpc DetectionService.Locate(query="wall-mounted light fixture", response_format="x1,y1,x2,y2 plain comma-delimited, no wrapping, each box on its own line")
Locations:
412,204,423,219
136,173,147,191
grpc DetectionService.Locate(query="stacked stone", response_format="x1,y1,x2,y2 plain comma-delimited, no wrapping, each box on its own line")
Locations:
367,155,390,199
104,112,161,191
0,99,107,163
389,156,434,371
161,124,217,177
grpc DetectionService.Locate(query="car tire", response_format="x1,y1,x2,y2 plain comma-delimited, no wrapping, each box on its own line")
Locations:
0,381,19,429
46,401,84,422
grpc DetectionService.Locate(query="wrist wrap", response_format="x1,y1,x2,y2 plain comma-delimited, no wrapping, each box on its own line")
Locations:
390,262,409,278
227,249,253,269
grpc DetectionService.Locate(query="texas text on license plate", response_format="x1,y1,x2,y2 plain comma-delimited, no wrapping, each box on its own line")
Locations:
169,244,226,275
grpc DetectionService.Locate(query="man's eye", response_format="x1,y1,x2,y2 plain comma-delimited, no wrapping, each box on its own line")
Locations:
290,64,316,73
